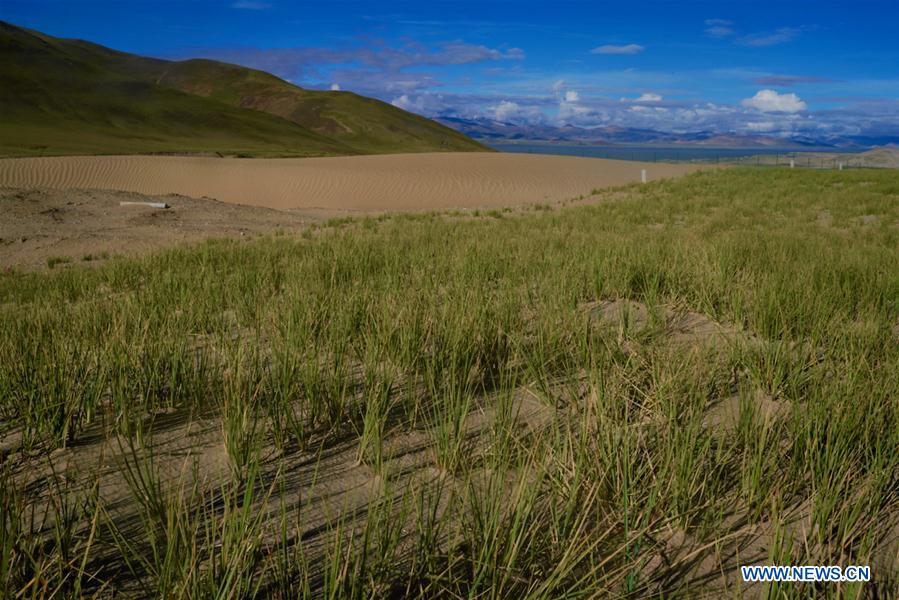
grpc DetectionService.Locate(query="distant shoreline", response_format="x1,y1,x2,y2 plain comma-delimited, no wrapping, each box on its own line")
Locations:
489,142,876,164
490,140,866,151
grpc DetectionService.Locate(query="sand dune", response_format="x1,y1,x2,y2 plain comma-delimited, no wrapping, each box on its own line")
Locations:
0,153,703,211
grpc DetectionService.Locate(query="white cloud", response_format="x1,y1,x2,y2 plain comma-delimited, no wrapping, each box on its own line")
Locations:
391,94,420,111
591,44,644,55
741,89,807,113
479,99,547,124
739,27,802,47
704,19,735,38
493,100,520,121
231,1,270,9
635,93,663,103
387,93,459,117
746,121,777,132
193,40,522,86
491,100,545,123
330,83,341,91
429,43,525,65
557,91,595,125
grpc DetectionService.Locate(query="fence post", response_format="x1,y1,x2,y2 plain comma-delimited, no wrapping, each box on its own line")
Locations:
641,169,647,184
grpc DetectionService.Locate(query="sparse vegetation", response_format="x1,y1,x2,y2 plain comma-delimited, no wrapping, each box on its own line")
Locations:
1,168,898,597
45,255,71,269
81,252,110,263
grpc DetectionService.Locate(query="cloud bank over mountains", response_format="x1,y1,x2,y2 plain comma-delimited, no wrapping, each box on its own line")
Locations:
177,14,896,143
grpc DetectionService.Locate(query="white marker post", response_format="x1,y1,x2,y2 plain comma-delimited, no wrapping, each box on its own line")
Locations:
790,159,795,169
838,162,843,171
641,169,647,184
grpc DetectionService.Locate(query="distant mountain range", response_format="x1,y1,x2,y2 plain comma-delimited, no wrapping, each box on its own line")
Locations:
436,116,899,149
0,22,487,157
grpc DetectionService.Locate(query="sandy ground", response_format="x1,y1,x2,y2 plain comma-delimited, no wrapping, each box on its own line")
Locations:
0,188,313,270
0,152,703,211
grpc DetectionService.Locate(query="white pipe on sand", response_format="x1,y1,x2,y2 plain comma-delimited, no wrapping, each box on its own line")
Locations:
119,201,169,209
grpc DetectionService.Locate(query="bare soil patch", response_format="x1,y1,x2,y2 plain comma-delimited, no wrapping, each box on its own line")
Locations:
585,298,753,347
0,188,317,270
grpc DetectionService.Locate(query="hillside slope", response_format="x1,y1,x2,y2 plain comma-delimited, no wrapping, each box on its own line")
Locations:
153,59,486,154
0,22,487,157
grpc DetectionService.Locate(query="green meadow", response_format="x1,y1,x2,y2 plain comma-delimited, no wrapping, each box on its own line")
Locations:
1,168,898,597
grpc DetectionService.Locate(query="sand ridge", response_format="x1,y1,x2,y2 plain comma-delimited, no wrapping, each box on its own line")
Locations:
0,152,704,211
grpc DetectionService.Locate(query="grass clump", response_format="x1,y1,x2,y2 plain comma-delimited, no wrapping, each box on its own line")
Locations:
45,256,71,269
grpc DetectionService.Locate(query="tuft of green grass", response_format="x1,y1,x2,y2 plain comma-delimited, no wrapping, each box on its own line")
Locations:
81,251,110,262
45,255,71,269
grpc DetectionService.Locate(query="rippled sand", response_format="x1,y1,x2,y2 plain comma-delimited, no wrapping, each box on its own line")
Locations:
0,153,704,211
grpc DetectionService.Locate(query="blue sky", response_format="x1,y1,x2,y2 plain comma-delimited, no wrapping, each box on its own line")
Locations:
4,0,898,138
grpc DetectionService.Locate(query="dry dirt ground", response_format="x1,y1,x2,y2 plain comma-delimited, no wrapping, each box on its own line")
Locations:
0,152,704,211
0,188,322,270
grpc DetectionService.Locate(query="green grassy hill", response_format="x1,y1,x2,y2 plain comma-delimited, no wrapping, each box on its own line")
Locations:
0,22,488,157
153,59,487,154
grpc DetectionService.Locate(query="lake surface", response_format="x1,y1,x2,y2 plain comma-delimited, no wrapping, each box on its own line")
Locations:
489,143,853,163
